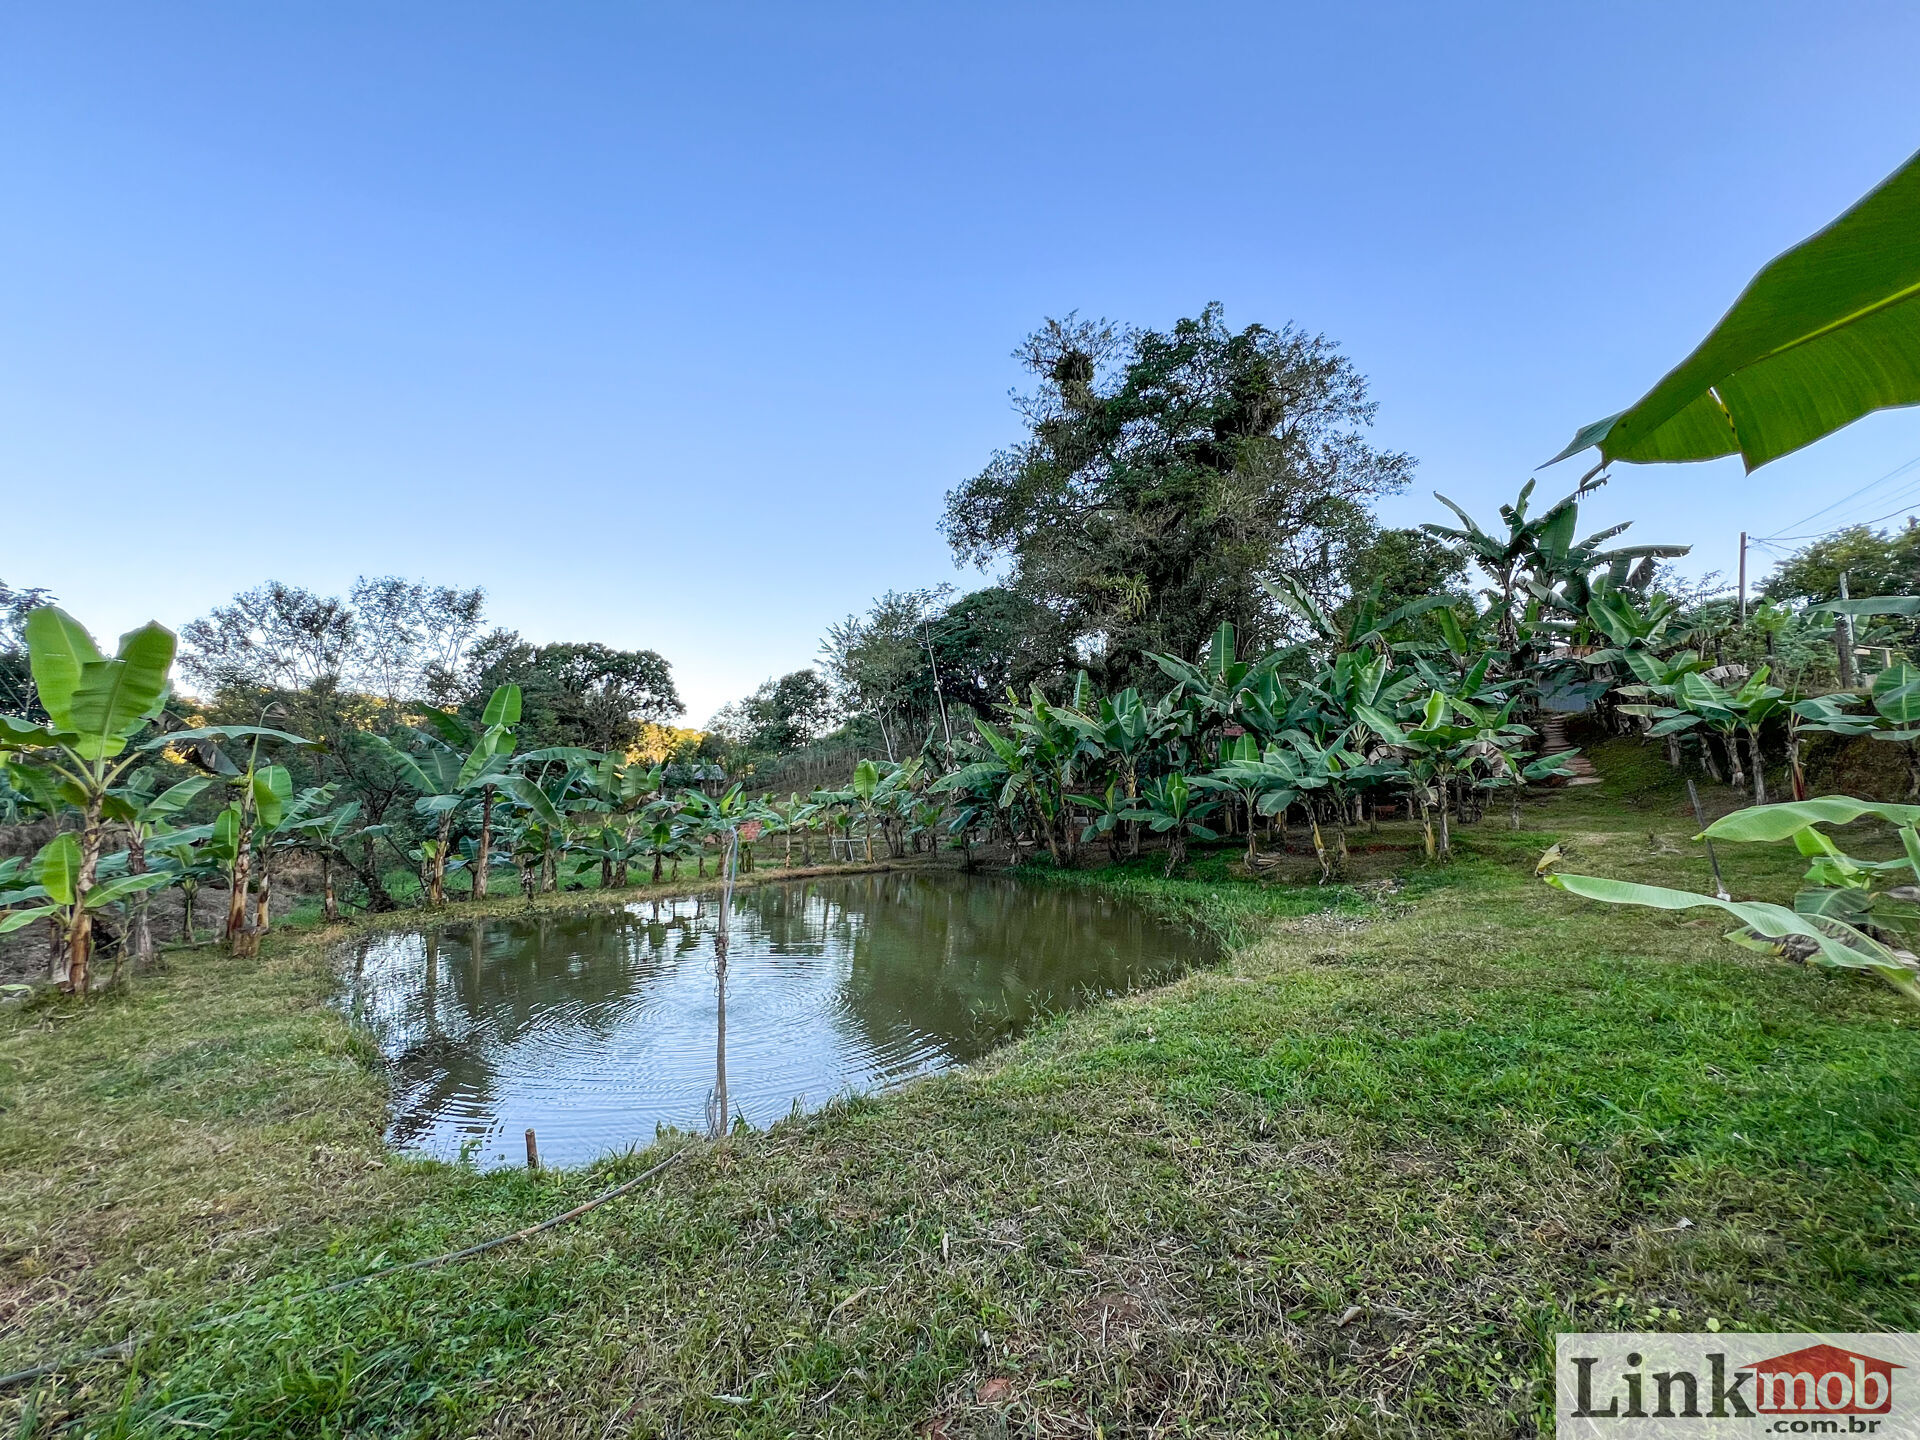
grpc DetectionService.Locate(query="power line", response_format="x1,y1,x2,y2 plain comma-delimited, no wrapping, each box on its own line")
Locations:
1757,452,1920,540
1762,498,1920,543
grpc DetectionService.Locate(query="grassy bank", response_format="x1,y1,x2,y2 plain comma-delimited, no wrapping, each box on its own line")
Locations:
4,744,1917,1437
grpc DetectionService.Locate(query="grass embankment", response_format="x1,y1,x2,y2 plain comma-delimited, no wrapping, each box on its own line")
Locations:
3,745,1917,1437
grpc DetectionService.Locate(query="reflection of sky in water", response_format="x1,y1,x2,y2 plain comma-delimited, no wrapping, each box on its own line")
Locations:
337,872,1213,1169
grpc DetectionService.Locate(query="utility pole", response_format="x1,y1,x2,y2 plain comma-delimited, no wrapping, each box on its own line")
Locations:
1738,532,1748,622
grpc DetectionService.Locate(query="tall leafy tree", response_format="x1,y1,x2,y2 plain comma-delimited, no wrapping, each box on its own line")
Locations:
942,304,1413,685
461,635,681,751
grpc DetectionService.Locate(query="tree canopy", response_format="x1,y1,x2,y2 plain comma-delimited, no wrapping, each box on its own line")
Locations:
461,635,682,753
942,304,1413,685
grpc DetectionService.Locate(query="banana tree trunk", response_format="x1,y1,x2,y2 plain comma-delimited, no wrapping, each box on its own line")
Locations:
1699,737,1723,784
68,793,105,990
430,812,452,906
1746,732,1766,806
1164,833,1186,878
322,856,340,923
473,787,495,899
128,830,153,968
227,814,258,956
254,851,272,936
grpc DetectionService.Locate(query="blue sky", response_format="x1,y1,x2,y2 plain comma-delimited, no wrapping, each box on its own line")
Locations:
5,3,1919,720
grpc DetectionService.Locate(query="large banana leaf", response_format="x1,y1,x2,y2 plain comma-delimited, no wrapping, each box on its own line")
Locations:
1873,664,1920,725
35,834,82,906
481,684,523,728
84,871,173,908
23,608,103,734
1808,595,1920,619
252,766,294,830
499,775,564,828
0,904,57,935
143,776,213,819
1701,795,1920,842
1553,147,1920,472
64,628,176,760
0,714,65,748
209,806,242,863
1549,872,1915,989
141,724,311,751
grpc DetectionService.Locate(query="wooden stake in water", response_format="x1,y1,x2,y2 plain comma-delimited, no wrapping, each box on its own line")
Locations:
525,1128,540,1171
1687,778,1731,902
708,826,739,1139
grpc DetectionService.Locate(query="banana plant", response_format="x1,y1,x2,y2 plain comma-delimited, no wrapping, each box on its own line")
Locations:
1580,587,1691,665
934,719,1033,858
1549,796,1920,1005
271,789,363,924
849,759,885,862
103,769,212,964
0,833,172,984
1120,772,1219,878
1004,685,1099,865
0,609,179,990
1362,690,1543,857
1622,665,1786,802
371,684,521,907
1263,572,1448,659
1422,480,1686,659
762,792,813,867
1864,662,1920,799
499,769,572,894
1069,780,1131,865
416,685,523,899
146,825,223,945
1149,622,1261,744
1195,733,1306,868
566,752,663,886
679,782,759,874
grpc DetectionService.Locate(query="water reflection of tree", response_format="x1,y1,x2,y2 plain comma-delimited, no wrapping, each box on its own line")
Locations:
732,873,1204,1063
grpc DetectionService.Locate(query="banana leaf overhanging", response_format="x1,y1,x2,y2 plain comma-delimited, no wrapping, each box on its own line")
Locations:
1551,146,1920,474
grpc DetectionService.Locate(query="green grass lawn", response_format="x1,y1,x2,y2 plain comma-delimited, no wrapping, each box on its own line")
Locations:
3,744,1916,1437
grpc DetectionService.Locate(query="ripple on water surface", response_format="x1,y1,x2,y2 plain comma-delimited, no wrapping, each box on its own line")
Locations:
337,870,1212,1168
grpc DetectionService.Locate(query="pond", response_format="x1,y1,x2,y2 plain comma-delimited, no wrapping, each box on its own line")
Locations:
338,871,1215,1168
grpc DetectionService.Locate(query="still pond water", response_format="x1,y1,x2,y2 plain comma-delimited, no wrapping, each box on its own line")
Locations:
339,871,1214,1168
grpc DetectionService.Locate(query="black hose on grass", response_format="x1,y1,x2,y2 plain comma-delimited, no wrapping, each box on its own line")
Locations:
0,1142,695,1392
